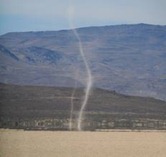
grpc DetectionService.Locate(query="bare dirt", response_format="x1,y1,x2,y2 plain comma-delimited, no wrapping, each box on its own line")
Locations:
0,129,166,157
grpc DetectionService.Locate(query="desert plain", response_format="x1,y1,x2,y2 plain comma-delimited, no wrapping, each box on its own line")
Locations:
0,129,166,157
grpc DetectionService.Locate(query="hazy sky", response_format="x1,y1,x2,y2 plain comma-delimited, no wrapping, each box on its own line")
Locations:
0,0,166,35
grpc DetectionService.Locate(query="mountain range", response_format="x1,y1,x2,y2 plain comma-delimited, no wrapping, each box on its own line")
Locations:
0,23,166,101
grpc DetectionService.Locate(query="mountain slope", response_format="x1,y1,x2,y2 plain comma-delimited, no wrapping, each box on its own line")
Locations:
0,24,166,100
0,44,19,61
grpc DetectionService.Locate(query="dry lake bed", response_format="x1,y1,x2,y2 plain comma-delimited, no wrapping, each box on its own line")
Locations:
0,129,166,157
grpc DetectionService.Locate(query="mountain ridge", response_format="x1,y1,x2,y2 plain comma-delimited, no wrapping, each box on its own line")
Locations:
1,23,166,36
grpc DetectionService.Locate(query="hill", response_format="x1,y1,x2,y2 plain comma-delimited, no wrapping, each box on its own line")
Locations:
0,83,166,130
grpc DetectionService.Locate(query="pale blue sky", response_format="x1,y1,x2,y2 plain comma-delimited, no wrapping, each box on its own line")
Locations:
0,0,166,35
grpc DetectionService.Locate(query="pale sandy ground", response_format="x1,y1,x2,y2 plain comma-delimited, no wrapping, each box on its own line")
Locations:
0,129,166,157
